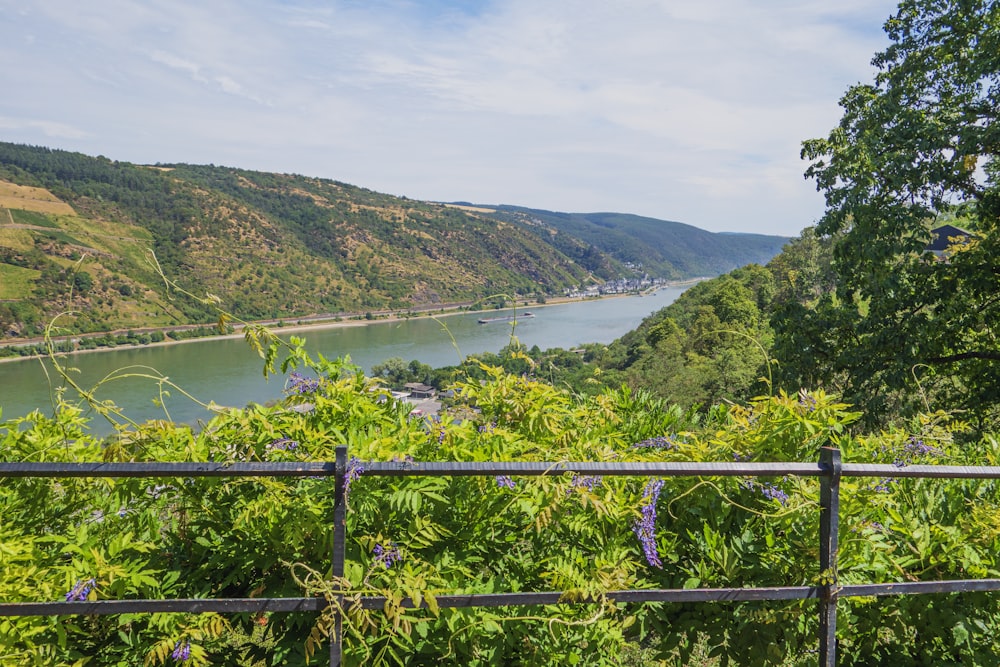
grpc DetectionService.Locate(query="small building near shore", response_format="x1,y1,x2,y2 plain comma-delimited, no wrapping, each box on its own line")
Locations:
403,382,436,399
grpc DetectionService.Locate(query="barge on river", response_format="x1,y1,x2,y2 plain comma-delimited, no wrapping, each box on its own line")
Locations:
478,312,535,324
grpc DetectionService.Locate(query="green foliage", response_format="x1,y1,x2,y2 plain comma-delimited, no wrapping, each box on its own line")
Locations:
596,266,776,409
369,357,435,391
799,0,1000,430
0,263,40,300
424,340,608,398
9,208,60,228
72,270,94,294
5,337,1000,664
765,227,837,306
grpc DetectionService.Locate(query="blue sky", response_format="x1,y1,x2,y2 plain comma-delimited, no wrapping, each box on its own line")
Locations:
0,0,899,236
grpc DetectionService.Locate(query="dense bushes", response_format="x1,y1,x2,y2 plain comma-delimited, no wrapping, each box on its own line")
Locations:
4,340,1000,665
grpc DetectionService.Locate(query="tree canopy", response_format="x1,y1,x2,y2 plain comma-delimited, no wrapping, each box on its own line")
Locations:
798,0,1000,428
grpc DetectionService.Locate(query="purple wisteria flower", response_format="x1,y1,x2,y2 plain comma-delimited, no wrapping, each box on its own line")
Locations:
569,474,603,493
633,479,665,568
345,457,364,502
171,640,191,663
891,437,944,467
739,478,790,504
632,436,677,450
373,542,402,569
64,578,96,601
495,475,516,489
267,437,299,451
761,484,789,505
285,371,320,394
871,477,896,493
903,437,942,458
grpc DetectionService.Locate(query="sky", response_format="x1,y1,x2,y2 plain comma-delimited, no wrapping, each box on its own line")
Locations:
0,0,900,237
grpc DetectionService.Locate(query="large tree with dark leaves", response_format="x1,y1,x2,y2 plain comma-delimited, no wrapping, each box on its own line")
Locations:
793,0,1000,429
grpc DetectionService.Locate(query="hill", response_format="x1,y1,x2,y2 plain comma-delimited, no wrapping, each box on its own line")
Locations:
0,142,789,341
484,206,789,279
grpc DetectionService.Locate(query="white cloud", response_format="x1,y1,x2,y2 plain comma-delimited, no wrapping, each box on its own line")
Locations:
150,50,205,81
0,0,900,236
0,116,89,140
147,50,266,103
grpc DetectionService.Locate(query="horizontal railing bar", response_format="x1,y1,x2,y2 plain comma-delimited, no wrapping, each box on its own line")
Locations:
839,579,1000,597
0,586,821,617
0,461,824,478
0,462,336,478
360,586,822,608
8,579,999,618
841,464,1000,479
360,579,1000,608
0,598,328,616
361,461,826,477
6,461,1000,480
11,579,999,617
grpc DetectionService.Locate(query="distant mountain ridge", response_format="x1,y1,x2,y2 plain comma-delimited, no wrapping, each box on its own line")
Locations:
0,142,790,341
484,206,789,279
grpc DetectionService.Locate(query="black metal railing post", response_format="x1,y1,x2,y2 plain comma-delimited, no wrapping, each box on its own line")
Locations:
818,446,842,666
331,445,348,667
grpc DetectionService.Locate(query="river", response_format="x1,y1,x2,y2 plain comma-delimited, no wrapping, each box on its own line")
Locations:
0,287,688,434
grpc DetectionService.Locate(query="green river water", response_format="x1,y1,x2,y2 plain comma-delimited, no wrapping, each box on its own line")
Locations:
0,287,687,434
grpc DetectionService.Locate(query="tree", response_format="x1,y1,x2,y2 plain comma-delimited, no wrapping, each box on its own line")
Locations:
369,357,436,390
766,227,837,305
370,356,409,389
799,0,1000,429
73,270,94,294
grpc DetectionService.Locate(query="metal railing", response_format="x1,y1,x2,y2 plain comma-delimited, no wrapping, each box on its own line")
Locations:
4,445,1000,665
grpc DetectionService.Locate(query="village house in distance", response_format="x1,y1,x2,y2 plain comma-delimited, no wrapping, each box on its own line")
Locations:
392,382,440,417
564,275,668,298
927,224,977,259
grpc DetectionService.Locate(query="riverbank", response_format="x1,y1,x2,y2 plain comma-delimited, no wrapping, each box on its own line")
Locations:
1,285,694,432
0,280,703,365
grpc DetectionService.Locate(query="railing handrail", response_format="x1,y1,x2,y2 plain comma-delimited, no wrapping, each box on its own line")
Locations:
4,448,1000,666
5,459,1000,478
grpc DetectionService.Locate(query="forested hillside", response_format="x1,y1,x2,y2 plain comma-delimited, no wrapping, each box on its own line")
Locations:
491,206,789,279
537,211,998,434
0,143,787,342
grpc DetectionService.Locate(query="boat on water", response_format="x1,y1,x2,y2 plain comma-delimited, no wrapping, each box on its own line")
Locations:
478,312,535,324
